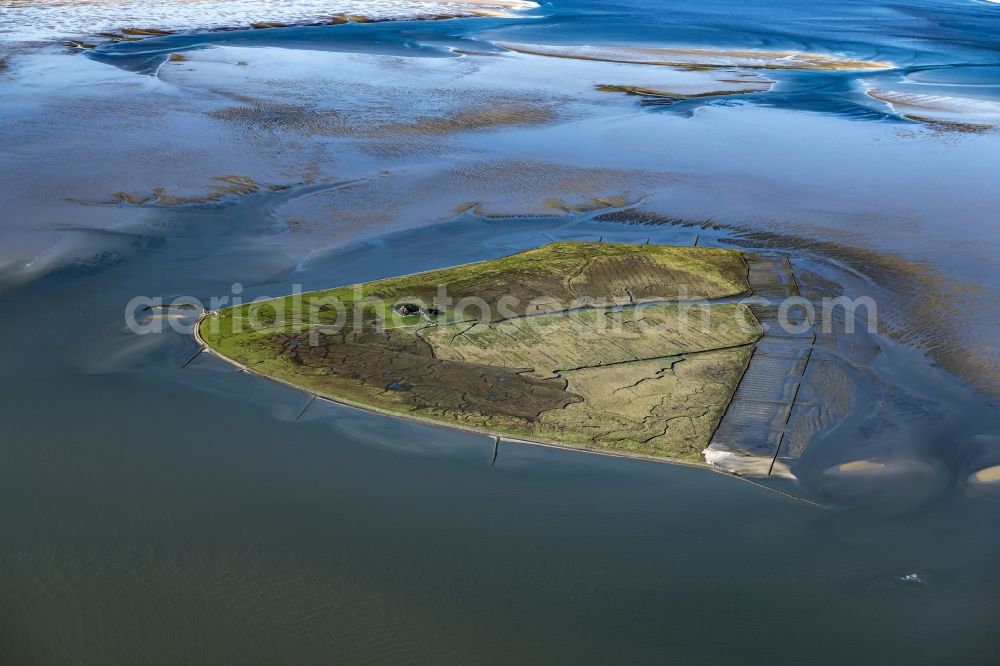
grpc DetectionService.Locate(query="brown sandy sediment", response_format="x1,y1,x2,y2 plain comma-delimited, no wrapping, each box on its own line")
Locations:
592,208,999,397
121,27,173,36
969,465,1000,484
95,32,138,41
725,228,994,396
80,27,173,44
592,208,715,228
536,195,635,214
369,105,557,135
438,161,662,216
193,56,572,150
209,101,351,135
105,176,295,207
457,194,641,219
496,42,892,71
207,95,561,138
902,115,993,134
452,48,505,57
595,83,770,99
864,87,1000,130
270,161,664,249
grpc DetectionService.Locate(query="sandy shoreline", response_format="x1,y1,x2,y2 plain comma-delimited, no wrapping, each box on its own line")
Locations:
496,42,893,71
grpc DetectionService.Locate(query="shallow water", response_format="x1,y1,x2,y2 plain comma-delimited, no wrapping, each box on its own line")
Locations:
1,188,998,663
2,0,1000,662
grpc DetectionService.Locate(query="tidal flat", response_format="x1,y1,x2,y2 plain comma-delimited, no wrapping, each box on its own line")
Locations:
1,0,1000,662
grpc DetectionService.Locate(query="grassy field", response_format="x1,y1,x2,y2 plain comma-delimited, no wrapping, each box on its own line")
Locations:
199,242,760,462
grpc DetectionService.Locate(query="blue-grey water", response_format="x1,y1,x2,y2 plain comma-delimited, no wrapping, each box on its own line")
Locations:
1,0,1000,662
89,0,1000,112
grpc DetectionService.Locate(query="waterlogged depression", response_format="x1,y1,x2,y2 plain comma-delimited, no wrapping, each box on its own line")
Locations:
1,0,1000,662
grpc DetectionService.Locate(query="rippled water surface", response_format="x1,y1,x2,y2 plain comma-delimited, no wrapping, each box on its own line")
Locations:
1,0,999,663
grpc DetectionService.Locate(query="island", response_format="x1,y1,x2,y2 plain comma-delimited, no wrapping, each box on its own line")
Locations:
197,242,763,463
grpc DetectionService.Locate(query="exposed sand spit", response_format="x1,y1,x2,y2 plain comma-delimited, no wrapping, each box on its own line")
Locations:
969,465,1000,484
496,42,892,71
103,176,299,207
864,86,1000,129
596,81,771,100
